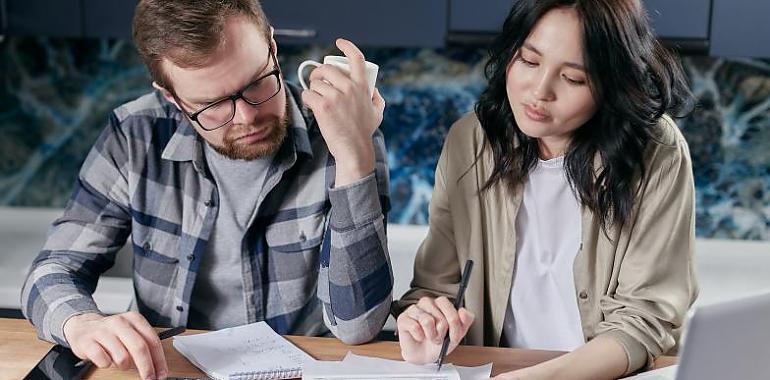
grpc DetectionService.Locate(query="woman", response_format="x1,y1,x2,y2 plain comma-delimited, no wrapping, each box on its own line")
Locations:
393,0,697,379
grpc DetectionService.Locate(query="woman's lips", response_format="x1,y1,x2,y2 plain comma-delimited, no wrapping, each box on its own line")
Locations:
523,103,551,122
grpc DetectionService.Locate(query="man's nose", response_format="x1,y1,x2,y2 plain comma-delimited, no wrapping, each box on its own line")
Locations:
232,98,259,125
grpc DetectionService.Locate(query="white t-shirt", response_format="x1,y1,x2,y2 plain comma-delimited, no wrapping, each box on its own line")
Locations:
501,155,585,351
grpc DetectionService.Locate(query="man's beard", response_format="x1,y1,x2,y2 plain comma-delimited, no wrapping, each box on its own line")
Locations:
209,108,289,161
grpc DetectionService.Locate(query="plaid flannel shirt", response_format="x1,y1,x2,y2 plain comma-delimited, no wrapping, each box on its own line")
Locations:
21,83,393,345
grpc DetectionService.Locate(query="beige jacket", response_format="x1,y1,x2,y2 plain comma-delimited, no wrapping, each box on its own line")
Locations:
394,112,698,375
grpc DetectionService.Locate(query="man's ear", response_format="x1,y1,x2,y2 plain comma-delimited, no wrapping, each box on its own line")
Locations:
269,26,277,54
153,81,179,108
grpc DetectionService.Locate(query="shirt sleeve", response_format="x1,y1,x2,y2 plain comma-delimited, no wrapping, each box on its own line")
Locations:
594,134,698,375
316,129,393,344
20,113,132,346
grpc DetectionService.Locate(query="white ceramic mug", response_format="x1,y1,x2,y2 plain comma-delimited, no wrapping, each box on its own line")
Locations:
297,55,379,97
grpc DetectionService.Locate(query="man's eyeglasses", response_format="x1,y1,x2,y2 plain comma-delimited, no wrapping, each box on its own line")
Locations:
174,45,282,131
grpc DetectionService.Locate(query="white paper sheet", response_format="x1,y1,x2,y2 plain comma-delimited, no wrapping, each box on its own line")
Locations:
302,352,492,380
173,322,315,380
623,365,678,380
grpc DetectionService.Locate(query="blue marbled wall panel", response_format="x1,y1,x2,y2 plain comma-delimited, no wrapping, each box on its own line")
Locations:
1,38,768,239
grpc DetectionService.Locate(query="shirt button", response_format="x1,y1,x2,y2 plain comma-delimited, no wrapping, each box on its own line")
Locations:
299,232,307,242
143,242,151,251
579,290,589,300
187,254,195,261
204,200,214,207
176,305,184,312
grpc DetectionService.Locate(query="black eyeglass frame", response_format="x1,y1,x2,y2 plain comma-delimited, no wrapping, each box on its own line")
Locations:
173,45,282,131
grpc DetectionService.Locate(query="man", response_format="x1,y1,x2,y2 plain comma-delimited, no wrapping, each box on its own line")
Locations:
20,1,392,379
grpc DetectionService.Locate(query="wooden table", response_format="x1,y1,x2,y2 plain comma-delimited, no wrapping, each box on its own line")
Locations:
0,318,676,379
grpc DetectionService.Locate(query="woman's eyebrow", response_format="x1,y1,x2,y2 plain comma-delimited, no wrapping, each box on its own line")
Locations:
522,42,586,71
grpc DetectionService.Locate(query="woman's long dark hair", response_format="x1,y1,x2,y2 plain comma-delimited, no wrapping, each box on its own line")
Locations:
475,0,693,231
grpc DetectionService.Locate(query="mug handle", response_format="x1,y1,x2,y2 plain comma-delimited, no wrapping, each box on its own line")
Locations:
297,60,322,90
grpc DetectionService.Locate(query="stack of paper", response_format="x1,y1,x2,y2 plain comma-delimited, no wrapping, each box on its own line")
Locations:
302,352,492,380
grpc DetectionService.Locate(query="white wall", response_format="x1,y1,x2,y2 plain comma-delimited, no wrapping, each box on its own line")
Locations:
2,207,769,329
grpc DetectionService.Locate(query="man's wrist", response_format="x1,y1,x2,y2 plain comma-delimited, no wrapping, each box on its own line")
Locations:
333,146,375,186
63,312,103,342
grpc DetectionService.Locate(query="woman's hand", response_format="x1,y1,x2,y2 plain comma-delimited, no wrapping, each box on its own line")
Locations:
396,296,475,364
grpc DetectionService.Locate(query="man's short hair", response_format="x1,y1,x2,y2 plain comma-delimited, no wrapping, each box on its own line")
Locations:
133,0,272,90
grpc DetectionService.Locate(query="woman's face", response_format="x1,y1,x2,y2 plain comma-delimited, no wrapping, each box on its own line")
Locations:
506,7,598,158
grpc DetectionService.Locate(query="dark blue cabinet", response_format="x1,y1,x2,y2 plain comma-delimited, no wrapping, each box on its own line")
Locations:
3,0,447,47
644,0,710,39
5,0,81,37
710,0,770,58
4,0,137,38
262,0,446,47
82,0,137,39
449,0,510,33
448,0,711,41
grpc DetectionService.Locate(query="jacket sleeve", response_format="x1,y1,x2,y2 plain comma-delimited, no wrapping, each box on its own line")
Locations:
317,129,393,344
594,133,699,375
392,126,462,316
20,114,132,346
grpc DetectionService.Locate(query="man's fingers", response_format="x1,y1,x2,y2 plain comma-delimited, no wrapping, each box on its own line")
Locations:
301,88,324,112
85,342,112,368
372,87,386,117
115,328,156,380
98,333,132,369
335,38,366,85
125,312,168,378
309,65,356,94
309,77,341,99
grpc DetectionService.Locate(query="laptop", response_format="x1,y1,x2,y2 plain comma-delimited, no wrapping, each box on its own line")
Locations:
630,291,770,380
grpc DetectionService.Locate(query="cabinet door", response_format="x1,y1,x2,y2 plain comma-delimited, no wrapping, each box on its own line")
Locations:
261,0,320,44
448,0,711,40
449,0,511,33
82,0,137,39
710,0,770,58
5,0,81,37
642,0,710,39
263,0,446,47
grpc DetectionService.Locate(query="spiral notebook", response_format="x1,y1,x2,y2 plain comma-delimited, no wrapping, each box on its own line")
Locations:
173,321,315,380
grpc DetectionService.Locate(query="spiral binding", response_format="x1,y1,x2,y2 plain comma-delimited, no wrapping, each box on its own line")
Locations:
229,367,303,380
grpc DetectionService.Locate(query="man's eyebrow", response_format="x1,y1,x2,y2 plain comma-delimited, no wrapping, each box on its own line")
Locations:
186,57,273,104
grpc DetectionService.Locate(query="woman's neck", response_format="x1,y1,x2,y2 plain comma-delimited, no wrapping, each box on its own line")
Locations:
537,138,569,160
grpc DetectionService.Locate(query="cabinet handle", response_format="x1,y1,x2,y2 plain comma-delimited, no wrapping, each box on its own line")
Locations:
273,28,317,39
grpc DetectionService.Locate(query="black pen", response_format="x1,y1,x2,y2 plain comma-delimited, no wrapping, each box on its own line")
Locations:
436,259,474,372
75,325,186,367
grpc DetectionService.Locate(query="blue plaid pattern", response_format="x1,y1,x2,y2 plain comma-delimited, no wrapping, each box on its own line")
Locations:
20,83,393,345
